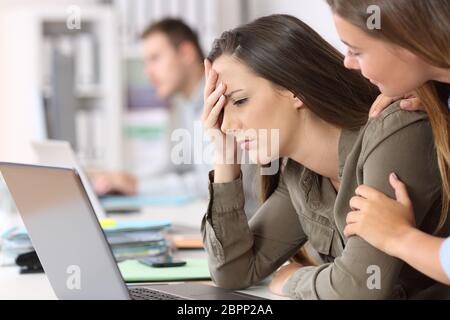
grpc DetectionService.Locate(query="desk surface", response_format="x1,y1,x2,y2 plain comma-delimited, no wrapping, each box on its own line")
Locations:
0,200,289,300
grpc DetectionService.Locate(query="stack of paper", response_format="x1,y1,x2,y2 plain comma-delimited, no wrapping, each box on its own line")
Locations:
103,219,172,261
0,219,173,265
100,195,192,213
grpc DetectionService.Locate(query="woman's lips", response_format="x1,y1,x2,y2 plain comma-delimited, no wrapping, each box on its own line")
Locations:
238,139,254,150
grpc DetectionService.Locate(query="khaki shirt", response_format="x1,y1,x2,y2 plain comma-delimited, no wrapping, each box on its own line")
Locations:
201,103,450,300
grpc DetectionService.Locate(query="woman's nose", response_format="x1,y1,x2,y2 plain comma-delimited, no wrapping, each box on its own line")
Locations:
344,54,360,70
220,106,240,134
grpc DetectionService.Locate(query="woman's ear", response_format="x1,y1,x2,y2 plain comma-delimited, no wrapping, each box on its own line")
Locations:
292,94,304,110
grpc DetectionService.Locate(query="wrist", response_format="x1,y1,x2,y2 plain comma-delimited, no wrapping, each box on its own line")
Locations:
389,226,421,258
214,164,241,183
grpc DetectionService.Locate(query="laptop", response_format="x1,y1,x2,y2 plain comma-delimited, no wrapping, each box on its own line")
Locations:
0,162,263,300
31,140,106,219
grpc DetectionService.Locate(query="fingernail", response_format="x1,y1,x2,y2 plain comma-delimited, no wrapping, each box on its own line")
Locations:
391,173,398,180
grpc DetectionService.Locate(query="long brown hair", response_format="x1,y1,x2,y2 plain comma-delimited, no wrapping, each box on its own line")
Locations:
327,0,450,231
207,14,379,201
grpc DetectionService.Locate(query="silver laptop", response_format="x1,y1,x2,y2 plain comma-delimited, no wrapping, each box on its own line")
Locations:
31,140,105,219
0,162,262,300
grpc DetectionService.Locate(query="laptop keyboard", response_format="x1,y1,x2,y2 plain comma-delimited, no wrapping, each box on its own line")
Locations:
129,288,184,300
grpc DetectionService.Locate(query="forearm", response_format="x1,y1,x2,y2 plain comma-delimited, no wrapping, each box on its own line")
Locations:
283,230,416,300
393,228,450,285
202,173,271,289
202,171,306,290
212,136,241,183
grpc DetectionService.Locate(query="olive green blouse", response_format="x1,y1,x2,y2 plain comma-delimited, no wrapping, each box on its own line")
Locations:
201,103,450,300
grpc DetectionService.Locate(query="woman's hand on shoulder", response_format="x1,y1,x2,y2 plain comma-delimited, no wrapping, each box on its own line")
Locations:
344,173,416,257
369,93,424,118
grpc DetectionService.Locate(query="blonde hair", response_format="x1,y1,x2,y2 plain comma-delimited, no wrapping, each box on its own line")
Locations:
416,83,450,231
327,0,450,232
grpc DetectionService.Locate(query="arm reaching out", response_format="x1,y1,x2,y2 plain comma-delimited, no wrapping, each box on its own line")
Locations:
345,174,450,285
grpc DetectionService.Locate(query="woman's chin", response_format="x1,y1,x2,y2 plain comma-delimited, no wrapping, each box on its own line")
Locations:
379,83,416,98
249,150,275,166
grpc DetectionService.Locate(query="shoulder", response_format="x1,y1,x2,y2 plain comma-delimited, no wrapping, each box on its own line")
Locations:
360,102,432,159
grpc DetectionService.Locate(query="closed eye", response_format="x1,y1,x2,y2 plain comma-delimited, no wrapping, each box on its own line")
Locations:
233,98,248,107
348,50,361,57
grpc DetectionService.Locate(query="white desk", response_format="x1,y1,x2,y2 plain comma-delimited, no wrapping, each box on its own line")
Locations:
0,200,288,300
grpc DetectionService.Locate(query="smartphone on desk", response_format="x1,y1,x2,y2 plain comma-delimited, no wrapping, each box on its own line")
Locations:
137,255,187,268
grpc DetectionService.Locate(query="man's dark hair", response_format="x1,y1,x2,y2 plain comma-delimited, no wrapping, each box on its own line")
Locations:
141,18,204,62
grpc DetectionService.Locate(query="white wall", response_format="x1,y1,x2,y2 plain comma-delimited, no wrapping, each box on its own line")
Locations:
0,7,46,163
0,0,97,6
0,0,100,163
247,0,345,52
218,0,244,32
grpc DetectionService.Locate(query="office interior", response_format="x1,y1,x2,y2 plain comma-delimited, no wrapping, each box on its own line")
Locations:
0,0,345,227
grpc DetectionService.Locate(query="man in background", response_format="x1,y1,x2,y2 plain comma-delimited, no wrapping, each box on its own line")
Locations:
92,19,259,216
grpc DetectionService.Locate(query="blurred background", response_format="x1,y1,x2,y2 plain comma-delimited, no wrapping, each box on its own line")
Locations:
0,0,345,227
